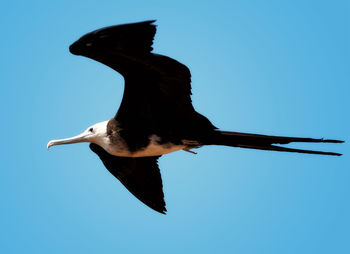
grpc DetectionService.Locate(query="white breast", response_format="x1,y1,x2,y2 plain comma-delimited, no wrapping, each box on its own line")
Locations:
106,135,185,157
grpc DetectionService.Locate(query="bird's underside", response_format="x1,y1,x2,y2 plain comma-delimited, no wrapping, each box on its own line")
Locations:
48,20,343,214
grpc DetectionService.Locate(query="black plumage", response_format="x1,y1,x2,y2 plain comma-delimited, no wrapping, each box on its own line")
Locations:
90,143,166,214
65,20,343,214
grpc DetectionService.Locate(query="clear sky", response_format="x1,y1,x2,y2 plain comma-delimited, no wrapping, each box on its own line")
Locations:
1,0,349,253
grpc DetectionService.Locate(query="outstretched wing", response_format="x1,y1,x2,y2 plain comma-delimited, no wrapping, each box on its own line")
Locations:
69,20,157,74
90,143,166,214
69,20,216,145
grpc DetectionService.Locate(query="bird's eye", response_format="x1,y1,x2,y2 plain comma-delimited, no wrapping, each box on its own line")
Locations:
89,128,93,132
86,42,93,47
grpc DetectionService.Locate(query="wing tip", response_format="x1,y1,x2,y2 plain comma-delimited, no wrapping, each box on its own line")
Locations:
131,19,157,27
149,205,167,214
145,19,157,24
159,209,167,215
149,202,167,214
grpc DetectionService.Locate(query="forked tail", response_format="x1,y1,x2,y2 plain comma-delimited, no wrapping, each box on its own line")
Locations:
210,131,344,156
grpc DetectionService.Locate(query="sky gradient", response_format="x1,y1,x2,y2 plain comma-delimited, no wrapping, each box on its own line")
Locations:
1,1,349,253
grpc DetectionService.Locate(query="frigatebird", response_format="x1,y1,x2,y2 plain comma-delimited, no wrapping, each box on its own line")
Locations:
47,20,343,214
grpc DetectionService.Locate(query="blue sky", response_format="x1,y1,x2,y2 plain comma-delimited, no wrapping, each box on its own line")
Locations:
1,0,349,253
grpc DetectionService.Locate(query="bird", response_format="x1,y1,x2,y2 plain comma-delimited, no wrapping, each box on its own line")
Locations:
47,20,343,214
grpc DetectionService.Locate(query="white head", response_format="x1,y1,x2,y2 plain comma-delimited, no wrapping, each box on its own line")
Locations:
47,121,108,149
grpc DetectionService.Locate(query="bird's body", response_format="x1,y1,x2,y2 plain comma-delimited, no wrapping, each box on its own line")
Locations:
48,20,343,214
100,120,187,157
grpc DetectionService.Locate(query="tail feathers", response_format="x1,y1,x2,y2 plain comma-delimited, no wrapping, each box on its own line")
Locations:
237,144,342,156
212,131,344,156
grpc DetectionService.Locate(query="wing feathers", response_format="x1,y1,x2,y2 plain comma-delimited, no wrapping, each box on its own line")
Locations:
70,20,156,57
91,20,157,55
90,143,166,214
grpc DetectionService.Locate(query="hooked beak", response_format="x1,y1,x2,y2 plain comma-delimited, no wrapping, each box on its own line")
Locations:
47,132,90,149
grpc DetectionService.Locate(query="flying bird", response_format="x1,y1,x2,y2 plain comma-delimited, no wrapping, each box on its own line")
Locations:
47,20,343,214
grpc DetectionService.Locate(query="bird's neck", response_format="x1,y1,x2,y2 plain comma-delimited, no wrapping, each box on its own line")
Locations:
89,120,110,147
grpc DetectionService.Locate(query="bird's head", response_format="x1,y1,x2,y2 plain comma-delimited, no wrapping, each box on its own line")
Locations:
47,121,108,149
